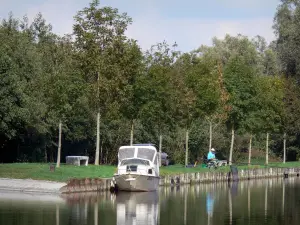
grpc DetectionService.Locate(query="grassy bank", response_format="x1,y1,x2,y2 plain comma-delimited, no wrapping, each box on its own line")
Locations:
0,162,300,182
0,163,116,182
160,161,300,176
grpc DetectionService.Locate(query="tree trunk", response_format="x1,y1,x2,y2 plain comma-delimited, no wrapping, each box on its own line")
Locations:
265,132,269,165
95,111,100,165
229,127,235,165
44,147,47,163
56,121,62,168
17,143,20,161
185,129,189,167
105,148,108,164
95,71,100,165
159,134,162,167
100,144,103,164
283,133,286,163
209,120,212,151
248,134,252,166
50,149,54,163
130,120,134,146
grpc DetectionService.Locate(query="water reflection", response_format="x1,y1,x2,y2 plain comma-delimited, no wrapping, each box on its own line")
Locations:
60,192,113,225
1,177,300,225
206,189,215,225
282,179,285,217
248,185,251,222
116,192,158,225
56,204,60,225
265,182,268,221
94,202,98,225
228,185,232,225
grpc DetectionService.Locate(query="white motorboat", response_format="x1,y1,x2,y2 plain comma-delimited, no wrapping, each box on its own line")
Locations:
113,144,160,192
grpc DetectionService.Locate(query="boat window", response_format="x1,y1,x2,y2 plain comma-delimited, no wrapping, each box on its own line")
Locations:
137,148,155,161
119,148,135,161
120,158,150,166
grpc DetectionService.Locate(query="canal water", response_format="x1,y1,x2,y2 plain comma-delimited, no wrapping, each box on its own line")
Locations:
0,177,299,225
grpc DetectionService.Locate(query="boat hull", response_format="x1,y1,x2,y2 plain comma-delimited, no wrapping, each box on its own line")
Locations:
113,174,160,192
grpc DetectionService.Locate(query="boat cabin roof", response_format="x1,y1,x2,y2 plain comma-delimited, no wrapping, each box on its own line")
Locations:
118,145,157,163
132,143,155,146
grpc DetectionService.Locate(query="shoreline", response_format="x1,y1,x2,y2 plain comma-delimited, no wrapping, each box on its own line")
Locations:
0,178,66,194
0,167,299,194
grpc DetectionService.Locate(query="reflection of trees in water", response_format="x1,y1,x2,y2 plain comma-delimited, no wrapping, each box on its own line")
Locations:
60,192,115,225
56,204,59,225
68,201,88,225
1,178,300,225
94,202,98,225
158,177,300,225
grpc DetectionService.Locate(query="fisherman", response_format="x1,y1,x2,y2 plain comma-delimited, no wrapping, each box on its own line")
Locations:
207,148,217,162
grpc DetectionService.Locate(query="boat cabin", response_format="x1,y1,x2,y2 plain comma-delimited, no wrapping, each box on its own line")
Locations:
117,144,159,177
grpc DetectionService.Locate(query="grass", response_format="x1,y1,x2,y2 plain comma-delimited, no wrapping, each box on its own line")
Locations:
160,162,300,176
0,163,116,182
1,161,300,182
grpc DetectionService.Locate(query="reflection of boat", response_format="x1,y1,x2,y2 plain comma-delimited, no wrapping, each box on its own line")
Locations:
113,144,160,191
116,192,159,225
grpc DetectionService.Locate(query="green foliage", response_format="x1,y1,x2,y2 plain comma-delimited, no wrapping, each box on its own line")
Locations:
137,42,179,136
273,0,300,76
2,0,300,165
255,76,284,133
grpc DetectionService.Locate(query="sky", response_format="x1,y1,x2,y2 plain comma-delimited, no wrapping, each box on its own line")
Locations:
0,0,281,52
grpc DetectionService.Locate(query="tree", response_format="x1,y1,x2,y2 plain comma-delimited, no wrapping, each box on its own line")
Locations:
252,35,279,76
135,41,179,165
280,77,300,161
73,0,133,165
117,40,144,146
0,13,52,163
273,0,300,77
196,46,231,152
171,53,198,166
207,35,262,165
224,56,259,164
255,75,284,164
172,50,220,166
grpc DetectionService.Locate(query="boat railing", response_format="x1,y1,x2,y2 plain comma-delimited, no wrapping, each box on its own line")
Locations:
119,157,155,165
117,167,158,176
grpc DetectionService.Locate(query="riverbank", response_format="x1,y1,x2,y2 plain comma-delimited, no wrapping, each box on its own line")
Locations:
0,178,66,194
1,162,300,182
1,166,299,194
0,163,116,182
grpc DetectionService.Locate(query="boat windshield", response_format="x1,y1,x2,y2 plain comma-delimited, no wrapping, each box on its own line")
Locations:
120,158,150,166
119,148,135,161
137,148,155,162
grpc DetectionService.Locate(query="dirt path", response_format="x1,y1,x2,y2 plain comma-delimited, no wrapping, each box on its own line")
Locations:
0,178,66,194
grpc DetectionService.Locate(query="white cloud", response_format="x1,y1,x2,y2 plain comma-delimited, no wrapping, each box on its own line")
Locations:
23,0,85,36
0,0,277,53
126,17,275,52
216,0,280,8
